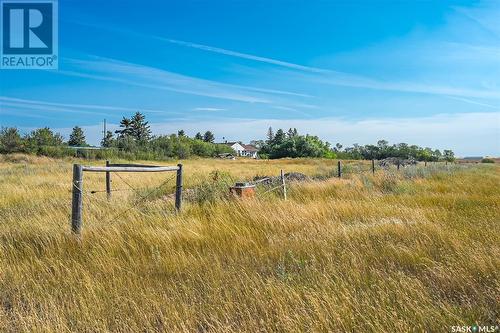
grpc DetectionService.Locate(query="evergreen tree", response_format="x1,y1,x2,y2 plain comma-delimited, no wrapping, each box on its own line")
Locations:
194,132,203,140
101,130,115,147
130,112,151,142
273,129,286,145
203,131,215,143
178,130,186,137
266,127,274,144
27,127,64,147
68,126,87,146
0,127,23,153
115,117,133,138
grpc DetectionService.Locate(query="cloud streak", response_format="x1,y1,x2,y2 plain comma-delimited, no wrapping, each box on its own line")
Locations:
0,96,180,114
61,56,315,107
162,38,332,74
160,37,500,100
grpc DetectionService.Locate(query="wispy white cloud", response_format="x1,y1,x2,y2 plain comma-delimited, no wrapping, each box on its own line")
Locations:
445,96,499,110
157,20,500,101
61,56,314,105
0,96,179,115
454,3,500,37
161,38,332,74
0,100,109,116
193,107,226,111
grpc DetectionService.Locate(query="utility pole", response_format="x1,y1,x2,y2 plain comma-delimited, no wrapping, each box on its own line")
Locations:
102,119,107,146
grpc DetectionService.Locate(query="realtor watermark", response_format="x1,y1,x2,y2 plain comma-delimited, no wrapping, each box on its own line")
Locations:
1,0,58,69
451,325,499,333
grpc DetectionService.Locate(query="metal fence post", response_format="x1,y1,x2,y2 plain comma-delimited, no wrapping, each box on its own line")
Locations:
175,164,183,211
105,160,111,200
71,164,83,234
280,169,287,200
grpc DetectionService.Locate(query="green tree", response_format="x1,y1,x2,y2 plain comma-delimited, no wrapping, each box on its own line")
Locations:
250,140,265,149
417,148,433,162
116,135,137,152
443,150,455,162
266,127,274,144
101,130,115,147
260,128,335,159
273,129,286,145
115,117,133,138
203,131,215,143
287,128,298,138
68,126,87,146
130,112,151,142
194,132,203,140
432,149,442,162
26,127,63,148
0,127,24,153
178,130,186,137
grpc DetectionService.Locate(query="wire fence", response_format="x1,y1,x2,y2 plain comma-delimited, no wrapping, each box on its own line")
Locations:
71,166,180,233
69,160,467,233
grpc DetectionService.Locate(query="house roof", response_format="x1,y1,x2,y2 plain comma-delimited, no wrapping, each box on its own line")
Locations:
242,144,258,152
219,142,258,151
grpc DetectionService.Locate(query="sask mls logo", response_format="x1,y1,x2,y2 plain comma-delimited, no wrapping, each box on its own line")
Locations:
1,0,58,69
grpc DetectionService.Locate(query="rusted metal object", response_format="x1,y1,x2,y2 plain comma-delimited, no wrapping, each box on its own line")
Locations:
230,182,256,198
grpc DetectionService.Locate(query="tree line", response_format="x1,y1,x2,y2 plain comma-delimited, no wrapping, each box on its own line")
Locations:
253,127,454,161
333,140,455,162
252,127,335,159
0,112,455,161
0,112,232,159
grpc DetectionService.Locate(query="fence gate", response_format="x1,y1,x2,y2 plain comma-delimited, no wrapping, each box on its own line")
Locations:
71,162,183,234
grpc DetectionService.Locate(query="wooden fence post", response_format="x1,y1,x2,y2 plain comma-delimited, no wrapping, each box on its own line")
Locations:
372,159,375,174
105,160,111,200
280,169,287,200
425,161,427,167
71,164,83,234
397,161,400,170
175,164,183,211
338,161,342,178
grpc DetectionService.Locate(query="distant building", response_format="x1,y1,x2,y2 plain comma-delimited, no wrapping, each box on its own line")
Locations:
224,142,258,158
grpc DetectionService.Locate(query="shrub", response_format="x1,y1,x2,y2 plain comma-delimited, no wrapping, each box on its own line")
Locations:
0,127,24,153
481,158,495,163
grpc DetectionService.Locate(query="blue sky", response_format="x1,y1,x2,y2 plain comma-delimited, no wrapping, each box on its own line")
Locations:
1,0,499,156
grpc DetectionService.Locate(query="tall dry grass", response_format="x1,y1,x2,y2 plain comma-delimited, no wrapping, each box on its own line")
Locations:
0,155,498,332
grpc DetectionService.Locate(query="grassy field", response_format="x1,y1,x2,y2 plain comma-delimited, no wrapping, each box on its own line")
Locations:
0,154,499,332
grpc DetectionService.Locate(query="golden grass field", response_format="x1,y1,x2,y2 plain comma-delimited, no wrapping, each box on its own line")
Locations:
0,154,499,332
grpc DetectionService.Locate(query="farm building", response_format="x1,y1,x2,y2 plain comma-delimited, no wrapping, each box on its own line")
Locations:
224,142,259,158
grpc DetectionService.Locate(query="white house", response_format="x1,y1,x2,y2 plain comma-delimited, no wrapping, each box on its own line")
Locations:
225,142,258,158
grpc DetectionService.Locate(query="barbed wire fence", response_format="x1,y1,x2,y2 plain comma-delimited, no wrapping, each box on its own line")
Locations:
71,163,183,234
69,159,462,235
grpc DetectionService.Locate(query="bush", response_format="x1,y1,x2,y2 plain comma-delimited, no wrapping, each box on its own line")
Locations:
0,127,24,153
481,158,495,163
